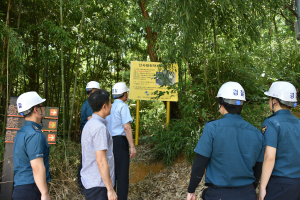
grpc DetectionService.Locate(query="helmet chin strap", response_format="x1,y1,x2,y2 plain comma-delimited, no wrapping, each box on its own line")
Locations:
40,107,43,127
218,98,224,112
271,97,277,114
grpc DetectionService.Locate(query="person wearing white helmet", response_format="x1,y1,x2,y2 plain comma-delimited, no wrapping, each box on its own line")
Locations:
187,82,264,200
78,81,100,193
106,82,136,200
12,92,51,200
258,81,300,200
80,81,101,131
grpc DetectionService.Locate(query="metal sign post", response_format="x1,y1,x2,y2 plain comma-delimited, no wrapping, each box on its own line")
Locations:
135,100,140,145
166,101,170,129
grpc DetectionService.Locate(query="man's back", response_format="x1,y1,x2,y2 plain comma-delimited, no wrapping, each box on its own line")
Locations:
106,99,132,137
195,113,264,187
13,121,50,186
262,110,300,178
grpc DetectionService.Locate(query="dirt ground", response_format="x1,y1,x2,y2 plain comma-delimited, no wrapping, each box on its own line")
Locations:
48,144,205,199
128,144,206,200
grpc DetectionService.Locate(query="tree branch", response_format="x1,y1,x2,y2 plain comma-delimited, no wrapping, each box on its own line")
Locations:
280,9,294,24
284,5,298,17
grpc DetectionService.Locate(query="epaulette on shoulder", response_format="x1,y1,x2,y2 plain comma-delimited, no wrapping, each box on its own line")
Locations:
265,114,275,120
205,119,217,124
32,125,40,131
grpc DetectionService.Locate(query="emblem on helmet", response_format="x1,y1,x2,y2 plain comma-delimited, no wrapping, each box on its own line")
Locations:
233,89,238,96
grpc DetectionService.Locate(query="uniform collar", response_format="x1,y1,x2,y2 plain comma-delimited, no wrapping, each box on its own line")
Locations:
222,113,242,119
25,120,42,130
114,99,124,103
273,109,291,115
92,113,108,125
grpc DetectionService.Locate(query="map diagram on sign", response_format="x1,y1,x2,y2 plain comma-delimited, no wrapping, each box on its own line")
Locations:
156,70,175,86
129,61,178,101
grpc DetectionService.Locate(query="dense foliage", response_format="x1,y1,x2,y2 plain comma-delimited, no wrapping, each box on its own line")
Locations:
1,0,300,166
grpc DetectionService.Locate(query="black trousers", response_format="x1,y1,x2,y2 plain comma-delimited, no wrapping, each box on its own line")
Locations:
77,130,85,192
12,183,41,200
202,184,256,200
265,176,300,200
113,136,130,200
84,187,108,200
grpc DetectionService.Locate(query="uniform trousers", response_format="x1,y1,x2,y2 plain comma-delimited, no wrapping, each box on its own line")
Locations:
77,130,85,193
12,183,41,200
84,187,108,200
265,176,300,200
202,184,256,200
113,136,130,200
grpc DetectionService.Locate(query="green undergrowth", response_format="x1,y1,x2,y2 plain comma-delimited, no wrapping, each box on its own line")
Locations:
147,102,272,166
0,137,81,197
48,139,81,180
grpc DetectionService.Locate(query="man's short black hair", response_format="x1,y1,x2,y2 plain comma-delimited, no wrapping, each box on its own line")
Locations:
218,97,243,114
88,89,110,112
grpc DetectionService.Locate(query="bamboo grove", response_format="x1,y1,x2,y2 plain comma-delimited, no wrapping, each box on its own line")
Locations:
0,0,300,142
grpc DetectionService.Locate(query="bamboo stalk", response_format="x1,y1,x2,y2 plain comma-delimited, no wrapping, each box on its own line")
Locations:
60,0,66,140
213,19,220,84
68,0,86,141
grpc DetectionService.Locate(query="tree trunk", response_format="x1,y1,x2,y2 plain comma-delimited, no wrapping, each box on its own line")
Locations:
139,0,159,62
60,0,66,140
15,0,22,96
213,19,220,85
68,0,86,141
1,0,11,135
3,36,10,135
139,0,180,119
116,51,119,82
1,0,11,120
44,0,49,100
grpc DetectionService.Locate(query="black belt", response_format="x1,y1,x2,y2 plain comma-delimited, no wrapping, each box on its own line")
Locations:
205,183,248,189
112,135,126,138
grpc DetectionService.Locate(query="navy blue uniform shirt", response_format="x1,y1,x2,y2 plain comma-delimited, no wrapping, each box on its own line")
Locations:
262,109,300,178
80,99,93,130
13,121,51,186
195,113,264,187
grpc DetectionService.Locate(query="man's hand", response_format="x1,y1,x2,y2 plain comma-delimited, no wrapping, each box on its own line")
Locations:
87,116,92,121
123,122,136,159
107,189,118,200
187,193,196,200
31,158,49,200
41,193,51,200
257,187,266,200
130,146,136,159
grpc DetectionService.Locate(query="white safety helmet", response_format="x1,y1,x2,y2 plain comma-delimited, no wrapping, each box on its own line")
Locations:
112,82,129,98
216,81,246,105
86,81,100,91
17,91,46,116
264,81,297,107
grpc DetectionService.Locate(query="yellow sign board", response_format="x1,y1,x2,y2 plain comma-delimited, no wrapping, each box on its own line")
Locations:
129,61,178,101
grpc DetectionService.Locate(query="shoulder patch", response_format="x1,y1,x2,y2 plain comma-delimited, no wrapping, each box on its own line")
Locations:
261,125,267,134
265,114,275,120
32,125,39,130
206,119,216,124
